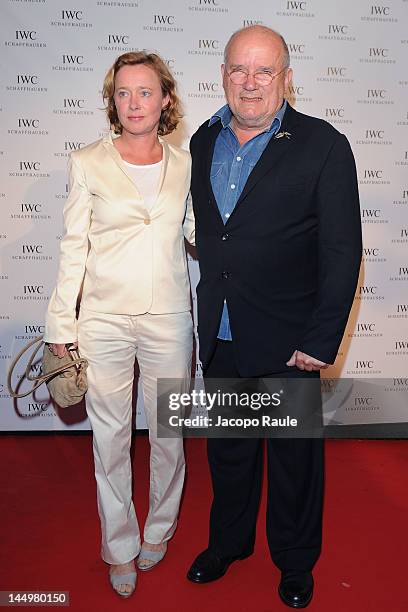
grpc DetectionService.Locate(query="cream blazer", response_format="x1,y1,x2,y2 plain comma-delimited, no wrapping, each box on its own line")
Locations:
45,133,195,343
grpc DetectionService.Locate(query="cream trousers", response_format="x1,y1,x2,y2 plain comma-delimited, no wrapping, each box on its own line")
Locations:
77,308,193,565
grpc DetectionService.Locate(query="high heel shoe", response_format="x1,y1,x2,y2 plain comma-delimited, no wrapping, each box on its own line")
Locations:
136,542,167,571
109,568,137,597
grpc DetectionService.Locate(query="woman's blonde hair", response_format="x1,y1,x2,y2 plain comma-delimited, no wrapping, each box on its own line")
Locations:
102,51,182,136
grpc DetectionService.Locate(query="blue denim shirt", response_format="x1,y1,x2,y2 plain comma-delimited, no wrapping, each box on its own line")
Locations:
209,101,287,340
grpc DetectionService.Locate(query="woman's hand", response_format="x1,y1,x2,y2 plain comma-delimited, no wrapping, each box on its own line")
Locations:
48,342,78,358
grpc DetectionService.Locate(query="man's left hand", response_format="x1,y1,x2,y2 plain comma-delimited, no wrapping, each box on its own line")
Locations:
286,350,329,371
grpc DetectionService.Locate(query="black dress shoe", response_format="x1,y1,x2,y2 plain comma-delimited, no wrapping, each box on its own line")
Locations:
187,548,252,583
278,571,314,608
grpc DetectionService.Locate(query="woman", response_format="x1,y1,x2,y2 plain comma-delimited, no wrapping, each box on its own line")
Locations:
44,51,195,597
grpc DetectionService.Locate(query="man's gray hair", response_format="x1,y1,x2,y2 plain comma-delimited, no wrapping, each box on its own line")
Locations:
223,25,290,70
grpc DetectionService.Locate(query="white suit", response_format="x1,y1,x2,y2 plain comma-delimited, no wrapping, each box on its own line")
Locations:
45,133,194,564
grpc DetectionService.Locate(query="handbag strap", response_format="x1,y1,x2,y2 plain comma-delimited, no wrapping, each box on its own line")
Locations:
7,335,87,399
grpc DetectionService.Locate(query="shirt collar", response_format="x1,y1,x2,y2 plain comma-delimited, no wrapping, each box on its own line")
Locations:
208,99,287,133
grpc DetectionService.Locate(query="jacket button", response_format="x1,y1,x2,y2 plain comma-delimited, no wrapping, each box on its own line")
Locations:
221,233,229,241
144,218,151,225
221,271,229,279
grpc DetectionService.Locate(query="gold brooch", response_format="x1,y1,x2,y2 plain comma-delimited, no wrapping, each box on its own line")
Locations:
275,131,291,140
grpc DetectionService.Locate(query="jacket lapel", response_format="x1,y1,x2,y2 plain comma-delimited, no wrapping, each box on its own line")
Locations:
204,121,225,223
150,137,169,213
228,104,300,221
102,133,170,213
156,137,169,196
102,133,143,196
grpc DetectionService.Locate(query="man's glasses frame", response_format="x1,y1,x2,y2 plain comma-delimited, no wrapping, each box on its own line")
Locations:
225,66,288,86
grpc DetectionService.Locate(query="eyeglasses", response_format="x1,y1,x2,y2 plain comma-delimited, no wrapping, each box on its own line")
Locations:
226,66,287,86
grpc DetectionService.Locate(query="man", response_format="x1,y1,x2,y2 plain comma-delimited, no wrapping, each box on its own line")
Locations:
186,25,362,608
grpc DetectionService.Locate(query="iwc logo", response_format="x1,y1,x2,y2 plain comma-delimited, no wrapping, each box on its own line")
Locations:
189,0,228,13
51,9,93,28
277,1,315,18
4,30,46,48
52,55,93,73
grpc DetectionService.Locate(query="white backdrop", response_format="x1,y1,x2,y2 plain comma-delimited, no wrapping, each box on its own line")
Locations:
1,0,407,431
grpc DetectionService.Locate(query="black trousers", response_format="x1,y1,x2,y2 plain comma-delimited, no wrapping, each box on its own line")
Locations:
205,340,324,572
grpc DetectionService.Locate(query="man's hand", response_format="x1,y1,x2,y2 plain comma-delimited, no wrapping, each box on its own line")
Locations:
286,350,329,372
48,342,78,359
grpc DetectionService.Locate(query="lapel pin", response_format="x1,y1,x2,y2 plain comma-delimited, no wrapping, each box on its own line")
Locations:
275,131,291,140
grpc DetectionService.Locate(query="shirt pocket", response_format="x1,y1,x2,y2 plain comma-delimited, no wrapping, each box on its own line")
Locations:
210,162,224,180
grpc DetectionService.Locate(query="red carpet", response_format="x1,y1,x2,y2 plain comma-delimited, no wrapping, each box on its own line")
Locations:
1,435,407,611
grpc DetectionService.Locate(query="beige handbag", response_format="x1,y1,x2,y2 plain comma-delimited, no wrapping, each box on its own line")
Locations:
7,336,88,408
